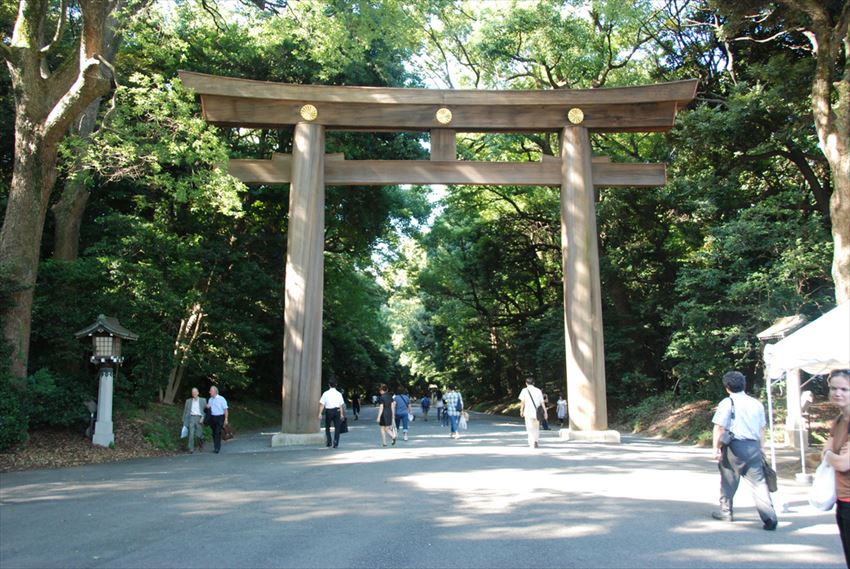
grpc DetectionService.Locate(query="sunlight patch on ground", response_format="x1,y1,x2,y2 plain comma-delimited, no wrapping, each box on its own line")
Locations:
794,523,839,536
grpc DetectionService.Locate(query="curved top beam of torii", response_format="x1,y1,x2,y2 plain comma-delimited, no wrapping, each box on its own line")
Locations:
178,71,698,133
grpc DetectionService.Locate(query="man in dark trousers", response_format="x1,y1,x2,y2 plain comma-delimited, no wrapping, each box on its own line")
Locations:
318,378,346,448
711,371,778,530
351,391,361,421
206,386,229,454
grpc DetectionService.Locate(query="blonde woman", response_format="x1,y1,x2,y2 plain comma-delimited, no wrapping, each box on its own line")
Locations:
824,369,850,567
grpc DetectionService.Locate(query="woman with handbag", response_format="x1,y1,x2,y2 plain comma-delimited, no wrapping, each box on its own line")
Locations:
824,369,850,567
377,384,397,447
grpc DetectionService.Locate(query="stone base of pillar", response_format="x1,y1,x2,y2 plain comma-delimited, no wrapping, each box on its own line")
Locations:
271,432,326,447
784,427,809,451
92,421,114,447
559,429,621,443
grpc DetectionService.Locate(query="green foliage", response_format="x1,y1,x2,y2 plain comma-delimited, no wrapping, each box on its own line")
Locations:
0,372,28,451
125,404,183,451
26,369,89,428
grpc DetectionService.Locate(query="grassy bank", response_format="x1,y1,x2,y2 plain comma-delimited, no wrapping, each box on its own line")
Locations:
0,396,282,472
126,397,282,452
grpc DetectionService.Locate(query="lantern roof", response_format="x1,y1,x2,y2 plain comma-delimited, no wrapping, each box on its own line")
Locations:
74,314,139,341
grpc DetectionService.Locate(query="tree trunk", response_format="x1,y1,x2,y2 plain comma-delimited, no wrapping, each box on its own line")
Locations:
0,122,59,378
52,98,102,261
788,0,850,303
0,0,118,377
161,302,205,404
830,155,850,304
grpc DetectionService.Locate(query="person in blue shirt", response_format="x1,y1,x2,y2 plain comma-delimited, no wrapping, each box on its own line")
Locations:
420,394,431,421
206,386,229,454
394,387,412,441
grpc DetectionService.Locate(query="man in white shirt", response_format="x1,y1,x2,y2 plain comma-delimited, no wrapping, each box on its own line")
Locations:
711,371,777,530
318,378,346,448
182,387,206,453
519,378,547,448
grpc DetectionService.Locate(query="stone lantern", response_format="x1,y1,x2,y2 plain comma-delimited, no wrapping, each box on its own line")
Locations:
75,314,139,447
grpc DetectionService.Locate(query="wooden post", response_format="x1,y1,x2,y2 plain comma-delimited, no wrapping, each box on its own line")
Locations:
277,122,326,442
784,368,808,450
431,129,456,161
559,126,619,442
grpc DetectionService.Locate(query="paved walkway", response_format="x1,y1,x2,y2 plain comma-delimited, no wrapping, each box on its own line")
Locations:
0,407,843,568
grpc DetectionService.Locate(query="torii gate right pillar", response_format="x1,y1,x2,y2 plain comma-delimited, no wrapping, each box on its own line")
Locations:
559,126,620,442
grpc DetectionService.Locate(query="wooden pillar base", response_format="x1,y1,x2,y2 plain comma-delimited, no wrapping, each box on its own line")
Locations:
559,429,621,443
271,432,326,447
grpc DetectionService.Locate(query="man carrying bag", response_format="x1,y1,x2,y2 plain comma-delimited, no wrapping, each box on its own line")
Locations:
519,378,547,449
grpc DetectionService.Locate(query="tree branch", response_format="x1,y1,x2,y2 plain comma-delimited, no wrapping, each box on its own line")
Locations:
39,0,68,56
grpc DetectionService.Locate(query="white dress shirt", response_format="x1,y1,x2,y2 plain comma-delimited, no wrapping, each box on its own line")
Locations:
319,388,345,410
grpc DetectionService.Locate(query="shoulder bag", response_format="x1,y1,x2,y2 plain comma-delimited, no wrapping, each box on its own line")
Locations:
718,397,735,447
761,455,778,492
528,389,545,423
810,460,837,510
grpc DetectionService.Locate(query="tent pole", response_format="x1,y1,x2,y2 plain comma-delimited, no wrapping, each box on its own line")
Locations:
766,373,777,471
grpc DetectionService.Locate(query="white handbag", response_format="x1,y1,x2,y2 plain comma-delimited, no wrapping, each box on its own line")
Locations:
809,460,837,511
180,425,189,439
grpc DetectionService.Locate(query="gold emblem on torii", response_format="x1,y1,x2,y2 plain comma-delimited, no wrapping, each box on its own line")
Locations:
300,104,318,121
567,107,584,125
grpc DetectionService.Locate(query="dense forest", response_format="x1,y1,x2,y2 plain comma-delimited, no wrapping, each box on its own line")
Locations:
0,0,847,449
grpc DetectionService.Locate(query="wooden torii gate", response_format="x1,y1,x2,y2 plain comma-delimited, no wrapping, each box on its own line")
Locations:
179,71,697,445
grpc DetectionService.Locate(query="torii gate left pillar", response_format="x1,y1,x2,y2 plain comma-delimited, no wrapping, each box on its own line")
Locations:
272,122,327,446
560,126,618,442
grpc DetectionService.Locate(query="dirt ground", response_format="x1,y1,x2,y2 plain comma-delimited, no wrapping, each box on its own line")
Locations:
0,420,173,473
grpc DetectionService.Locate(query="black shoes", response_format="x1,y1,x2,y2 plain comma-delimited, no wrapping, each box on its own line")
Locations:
763,519,778,531
711,511,733,522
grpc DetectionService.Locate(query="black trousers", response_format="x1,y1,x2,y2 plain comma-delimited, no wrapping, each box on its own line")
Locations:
718,439,776,524
324,408,342,447
837,500,850,567
209,414,225,452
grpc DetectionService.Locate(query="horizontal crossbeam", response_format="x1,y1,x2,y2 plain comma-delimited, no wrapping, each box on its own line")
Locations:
179,71,697,133
228,154,666,187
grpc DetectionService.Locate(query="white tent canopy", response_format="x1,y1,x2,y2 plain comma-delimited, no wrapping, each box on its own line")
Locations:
765,302,850,380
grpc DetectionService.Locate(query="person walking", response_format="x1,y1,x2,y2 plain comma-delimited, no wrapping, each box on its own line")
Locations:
394,387,412,441
377,384,397,447
556,393,567,427
420,393,431,421
351,392,361,421
435,391,444,423
824,369,850,565
318,378,346,448
443,385,463,439
541,391,551,430
182,387,206,453
711,371,778,530
519,378,546,448
206,386,229,454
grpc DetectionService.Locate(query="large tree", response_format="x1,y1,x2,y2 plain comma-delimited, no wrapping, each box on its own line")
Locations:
0,0,132,378
714,0,850,303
